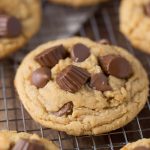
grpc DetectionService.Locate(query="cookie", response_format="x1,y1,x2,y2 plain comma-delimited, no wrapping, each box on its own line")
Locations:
120,0,150,54
121,139,150,150
15,37,149,136
49,0,108,7
0,130,58,150
0,0,41,58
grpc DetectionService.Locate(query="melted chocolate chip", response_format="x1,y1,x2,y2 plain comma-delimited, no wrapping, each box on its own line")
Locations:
144,3,150,16
90,73,112,92
31,67,51,88
12,139,45,150
97,39,110,45
133,146,150,150
99,54,133,79
0,15,22,37
71,43,90,62
52,102,73,117
56,65,90,93
35,45,68,68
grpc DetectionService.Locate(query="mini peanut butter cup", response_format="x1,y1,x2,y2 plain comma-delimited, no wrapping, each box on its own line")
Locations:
0,15,22,37
56,65,90,93
99,54,133,79
35,45,68,68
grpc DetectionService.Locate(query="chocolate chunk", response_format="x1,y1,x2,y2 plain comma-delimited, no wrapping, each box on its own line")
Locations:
52,102,73,117
134,146,150,150
35,45,68,68
56,65,90,93
97,39,110,45
144,3,150,16
90,73,112,92
12,139,45,150
99,54,133,79
0,15,22,37
31,67,51,88
71,43,90,62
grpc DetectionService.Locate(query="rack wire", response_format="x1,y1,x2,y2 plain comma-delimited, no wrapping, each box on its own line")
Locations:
0,0,150,149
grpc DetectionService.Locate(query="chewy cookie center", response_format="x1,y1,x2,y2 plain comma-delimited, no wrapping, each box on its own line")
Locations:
30,42,133,117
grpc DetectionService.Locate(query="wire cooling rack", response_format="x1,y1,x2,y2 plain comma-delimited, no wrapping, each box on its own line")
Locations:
0,0,150,150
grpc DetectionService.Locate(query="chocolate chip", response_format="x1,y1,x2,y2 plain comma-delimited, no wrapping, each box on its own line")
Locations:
0,15,22,37
12,139,45,150
133,146,150,150
97,39,110,45
144,3,150,16
31,67,51,88
71,43,90,62
52,102,73,117
90,73,112,92
99,54,133,79
56,65,90,93
35,45,68,68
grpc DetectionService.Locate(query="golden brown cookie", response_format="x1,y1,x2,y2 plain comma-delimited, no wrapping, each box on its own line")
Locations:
15,37,149,136
121,139,150,150
0,0,41,58
120,0,150,54
0,130,58,150
49,0,108,7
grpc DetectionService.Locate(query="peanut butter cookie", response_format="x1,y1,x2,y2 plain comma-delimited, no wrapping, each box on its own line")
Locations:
15,37,149,136
0,0,41,58
121,139,150,150
0,130,58,150
120,0,150,54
